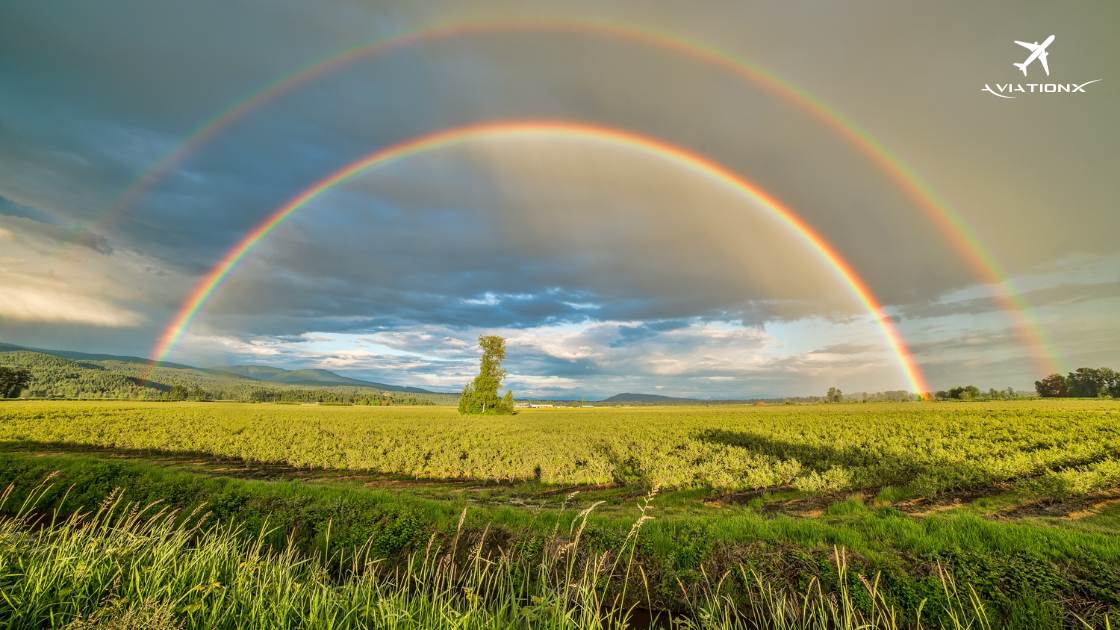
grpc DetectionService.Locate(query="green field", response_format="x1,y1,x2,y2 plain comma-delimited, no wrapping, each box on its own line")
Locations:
3,400,1119,495
1,400,1118,628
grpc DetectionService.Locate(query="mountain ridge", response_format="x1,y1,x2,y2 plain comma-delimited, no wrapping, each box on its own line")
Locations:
599,392,698,403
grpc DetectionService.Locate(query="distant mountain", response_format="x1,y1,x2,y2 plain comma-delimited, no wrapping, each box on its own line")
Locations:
216,365,434,394
0,342,438,395
599,393,699,403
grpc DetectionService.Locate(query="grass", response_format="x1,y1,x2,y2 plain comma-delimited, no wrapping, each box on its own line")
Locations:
1,400,1118,627
0,480,1012,630
0,449,1117,627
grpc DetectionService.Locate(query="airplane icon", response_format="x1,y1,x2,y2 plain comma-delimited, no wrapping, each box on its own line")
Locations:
1013,35,1054,76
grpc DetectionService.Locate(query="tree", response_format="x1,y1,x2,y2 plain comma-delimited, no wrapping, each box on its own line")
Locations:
1066,367,1105,398
826,387,842,403
458,335,514,415
1101,368,1120,398
167,384,189,401
457,383,475,414
1034,373,1068,398
0,367,31,398
947,385,980,400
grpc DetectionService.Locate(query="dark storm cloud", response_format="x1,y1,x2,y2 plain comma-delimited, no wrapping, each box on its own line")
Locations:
0,195,60,226
0,207,114,255
0,0,980,294
900,282,1120,320
906,330,1023,357
608,321,693,348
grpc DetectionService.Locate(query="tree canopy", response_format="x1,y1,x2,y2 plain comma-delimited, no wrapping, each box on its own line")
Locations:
0,366,31,398
459,335,514,415
1036,367,1120,398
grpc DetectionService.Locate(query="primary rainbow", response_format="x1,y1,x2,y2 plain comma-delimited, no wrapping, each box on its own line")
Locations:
63,16,1060,375
151,121,930,395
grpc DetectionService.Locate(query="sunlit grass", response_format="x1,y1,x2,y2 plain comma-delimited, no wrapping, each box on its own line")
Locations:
2,400,1118,497
0,480,1025,630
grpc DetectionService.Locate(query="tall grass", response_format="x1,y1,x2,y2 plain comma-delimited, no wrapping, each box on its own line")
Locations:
0,480,1083,629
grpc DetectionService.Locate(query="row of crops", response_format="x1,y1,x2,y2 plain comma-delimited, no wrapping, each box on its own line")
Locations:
1,400,1117,494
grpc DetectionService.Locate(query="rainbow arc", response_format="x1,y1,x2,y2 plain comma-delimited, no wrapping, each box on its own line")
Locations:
54,16,1056,379
150,121,930,395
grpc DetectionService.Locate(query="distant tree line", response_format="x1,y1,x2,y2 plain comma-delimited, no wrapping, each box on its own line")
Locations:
930,386,1024,401
821,386,1029,403
240,387,434,406
1035,367,1120,398
823,388,919,403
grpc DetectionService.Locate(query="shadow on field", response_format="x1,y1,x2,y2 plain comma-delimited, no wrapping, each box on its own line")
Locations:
0,440,595,497
0,439,473,486
694,428,998,496
0,439,257,467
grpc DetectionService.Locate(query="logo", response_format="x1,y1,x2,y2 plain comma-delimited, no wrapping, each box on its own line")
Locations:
1013,35,1054,76
981,35,1101,98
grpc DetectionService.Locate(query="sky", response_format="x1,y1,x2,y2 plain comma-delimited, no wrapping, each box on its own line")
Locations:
0,0,1117,399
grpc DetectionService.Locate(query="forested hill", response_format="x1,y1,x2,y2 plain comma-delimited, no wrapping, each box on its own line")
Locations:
0,348,455,405
216,365,434,393
0,342,202,372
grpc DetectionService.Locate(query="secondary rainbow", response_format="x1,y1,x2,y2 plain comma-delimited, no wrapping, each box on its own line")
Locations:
151,121,930,394
62,16,1060,375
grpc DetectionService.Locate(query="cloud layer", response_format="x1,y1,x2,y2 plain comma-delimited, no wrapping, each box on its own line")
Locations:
1,0,1117,395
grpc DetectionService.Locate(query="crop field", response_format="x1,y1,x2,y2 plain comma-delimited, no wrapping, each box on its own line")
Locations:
1,400,1119,496
2,400,1120,629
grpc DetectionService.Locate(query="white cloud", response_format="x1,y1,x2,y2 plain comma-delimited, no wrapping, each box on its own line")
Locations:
0,285,142,326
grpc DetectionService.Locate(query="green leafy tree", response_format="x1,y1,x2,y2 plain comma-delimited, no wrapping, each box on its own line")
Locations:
1034,373,1069,398
1066,367,1105,398
458,335,514,414
0,367,31,398
457,383,475,414
1101,368,1120,398
825,387,842,403
947,385,980,400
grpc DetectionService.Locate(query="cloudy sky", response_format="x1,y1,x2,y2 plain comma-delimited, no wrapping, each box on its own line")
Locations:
1,0,1116,398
